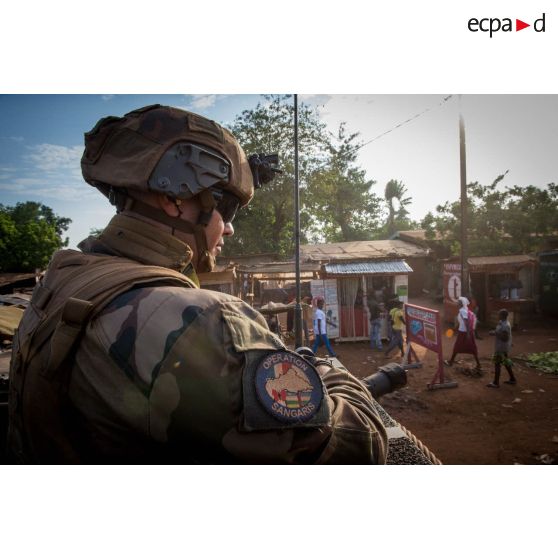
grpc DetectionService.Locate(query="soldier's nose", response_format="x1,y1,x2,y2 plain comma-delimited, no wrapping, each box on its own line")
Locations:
224,222,234,236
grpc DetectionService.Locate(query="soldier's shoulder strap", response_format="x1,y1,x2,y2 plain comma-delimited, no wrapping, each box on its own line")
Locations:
22,249,197,378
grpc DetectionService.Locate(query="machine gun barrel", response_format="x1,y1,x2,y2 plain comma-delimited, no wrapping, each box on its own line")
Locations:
362,361,422,399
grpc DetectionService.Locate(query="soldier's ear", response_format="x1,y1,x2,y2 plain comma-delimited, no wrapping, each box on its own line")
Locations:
158,194,181,217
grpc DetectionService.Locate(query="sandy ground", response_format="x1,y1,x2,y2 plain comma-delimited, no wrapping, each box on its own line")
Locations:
311,299,558,465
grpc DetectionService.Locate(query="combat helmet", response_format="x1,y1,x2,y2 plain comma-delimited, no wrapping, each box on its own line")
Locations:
81,104,280,272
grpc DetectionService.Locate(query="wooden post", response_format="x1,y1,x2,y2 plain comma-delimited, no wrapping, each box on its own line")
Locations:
459,99,468,297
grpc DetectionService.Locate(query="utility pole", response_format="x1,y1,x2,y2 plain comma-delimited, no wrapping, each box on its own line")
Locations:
459,97,468,297
293,94,303,348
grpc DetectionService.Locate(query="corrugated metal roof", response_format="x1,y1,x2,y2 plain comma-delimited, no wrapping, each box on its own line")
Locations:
324,260,413,275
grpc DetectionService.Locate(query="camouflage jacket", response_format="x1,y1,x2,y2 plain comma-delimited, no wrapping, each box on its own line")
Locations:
18,214,388,463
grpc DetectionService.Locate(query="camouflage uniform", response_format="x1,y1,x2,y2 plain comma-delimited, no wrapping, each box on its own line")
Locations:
8,105,388,463
10,216,385,463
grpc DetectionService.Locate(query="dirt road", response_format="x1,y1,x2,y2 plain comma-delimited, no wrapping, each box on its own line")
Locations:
318,303,558,465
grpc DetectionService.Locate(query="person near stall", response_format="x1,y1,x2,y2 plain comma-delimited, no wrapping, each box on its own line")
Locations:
384,300,406,359
367,292,383,350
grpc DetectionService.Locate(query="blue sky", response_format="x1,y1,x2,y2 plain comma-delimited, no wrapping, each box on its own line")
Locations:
1,94,557,249
0,94,263,246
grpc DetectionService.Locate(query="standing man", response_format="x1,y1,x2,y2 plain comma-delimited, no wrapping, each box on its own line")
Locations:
312,299,337,358
8,105,386,464
384,300,406,359
367,293,383,350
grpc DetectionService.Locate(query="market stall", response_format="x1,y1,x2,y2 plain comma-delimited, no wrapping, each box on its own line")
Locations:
299,240,426,342
317,260,413,342
235,260,320,306
443,255,537,328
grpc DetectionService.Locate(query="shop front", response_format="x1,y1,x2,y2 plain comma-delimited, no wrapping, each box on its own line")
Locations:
317,260,413,341
443,255,537,328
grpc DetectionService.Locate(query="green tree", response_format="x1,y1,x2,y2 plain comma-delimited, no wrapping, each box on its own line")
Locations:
422,176,558,256
223,95,328,257
383,179,412,237
0,202,71,272
305,123,382,242
504,183,558,253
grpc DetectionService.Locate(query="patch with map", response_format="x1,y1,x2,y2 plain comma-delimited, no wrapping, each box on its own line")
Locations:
255,351,323,423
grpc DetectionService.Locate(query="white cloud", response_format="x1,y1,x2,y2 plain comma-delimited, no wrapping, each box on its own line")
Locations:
24,143,83,172
0,182,94,201
0,136,24,142
31,185,96,200
0,173,94,201
0,143,92,204
0,177,49,194
187,94,222,110
0,183,25,193
300,94,332,105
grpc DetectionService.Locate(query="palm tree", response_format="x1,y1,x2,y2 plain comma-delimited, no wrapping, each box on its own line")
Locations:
384,179,412,236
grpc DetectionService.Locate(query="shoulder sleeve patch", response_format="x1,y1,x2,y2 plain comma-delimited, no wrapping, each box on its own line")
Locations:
242,350,330,431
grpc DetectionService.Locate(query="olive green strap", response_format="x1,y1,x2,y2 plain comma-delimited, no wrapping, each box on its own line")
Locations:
26,260,196,381
44,298,94,378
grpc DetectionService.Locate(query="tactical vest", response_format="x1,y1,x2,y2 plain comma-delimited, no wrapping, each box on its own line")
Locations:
7,249,196,463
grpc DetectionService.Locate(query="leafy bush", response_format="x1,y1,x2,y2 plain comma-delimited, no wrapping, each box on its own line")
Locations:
527,352,558,375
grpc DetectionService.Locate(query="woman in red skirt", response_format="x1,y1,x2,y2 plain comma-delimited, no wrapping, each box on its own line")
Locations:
444,296,482,370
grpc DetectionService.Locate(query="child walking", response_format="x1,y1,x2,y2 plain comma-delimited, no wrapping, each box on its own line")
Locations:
487,309,516,388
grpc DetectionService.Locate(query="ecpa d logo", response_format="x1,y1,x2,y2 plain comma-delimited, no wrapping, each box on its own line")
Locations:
468,13,546,37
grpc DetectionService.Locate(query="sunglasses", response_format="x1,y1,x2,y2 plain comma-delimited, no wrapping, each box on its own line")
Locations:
211,189,240,223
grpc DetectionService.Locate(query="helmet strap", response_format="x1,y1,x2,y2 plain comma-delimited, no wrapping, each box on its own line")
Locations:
196,189,216,226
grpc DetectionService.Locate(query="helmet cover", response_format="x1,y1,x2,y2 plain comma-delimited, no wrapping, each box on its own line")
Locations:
81,104,254,206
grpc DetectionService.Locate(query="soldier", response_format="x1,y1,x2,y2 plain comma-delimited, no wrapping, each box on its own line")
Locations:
8,105,387,464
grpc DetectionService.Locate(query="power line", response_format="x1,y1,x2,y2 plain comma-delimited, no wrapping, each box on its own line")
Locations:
345,95,454,155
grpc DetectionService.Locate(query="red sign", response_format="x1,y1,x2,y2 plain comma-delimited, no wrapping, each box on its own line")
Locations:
404,303,455,389
405,304,442,353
